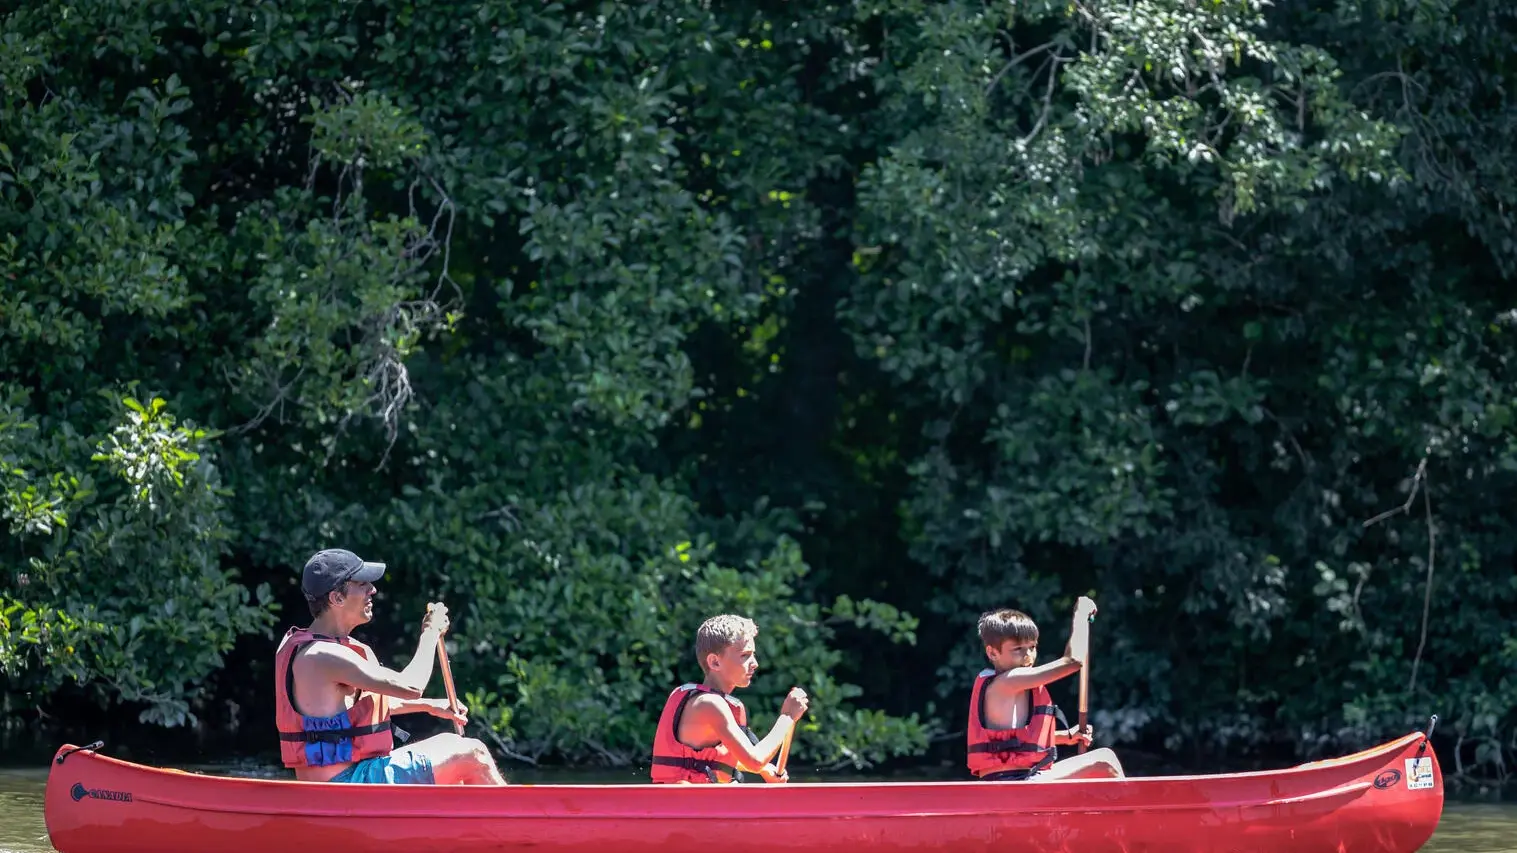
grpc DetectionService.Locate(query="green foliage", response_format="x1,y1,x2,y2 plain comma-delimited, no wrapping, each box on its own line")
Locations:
1,0,1514,780
841,0,1517,780
1,393,273,726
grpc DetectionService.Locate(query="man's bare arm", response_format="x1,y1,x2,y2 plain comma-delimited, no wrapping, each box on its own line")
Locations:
306,628,441,700
390,697,447,715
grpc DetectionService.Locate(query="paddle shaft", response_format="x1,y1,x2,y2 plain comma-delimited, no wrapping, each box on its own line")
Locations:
776,719,795,775
428,604,465,736
1077,611,1094,755
774,686,804,781
437,641,464,735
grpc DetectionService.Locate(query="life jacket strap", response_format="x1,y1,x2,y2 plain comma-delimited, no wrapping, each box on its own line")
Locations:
277,720,393,744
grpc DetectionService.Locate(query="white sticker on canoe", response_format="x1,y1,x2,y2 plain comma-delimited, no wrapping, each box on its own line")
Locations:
1405,757,1435,790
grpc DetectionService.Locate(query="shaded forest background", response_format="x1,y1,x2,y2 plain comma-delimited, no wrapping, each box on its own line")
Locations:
2,0,1514,783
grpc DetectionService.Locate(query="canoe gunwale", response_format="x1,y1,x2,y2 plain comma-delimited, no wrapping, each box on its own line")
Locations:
42,730,1445,853
55,731,1430,789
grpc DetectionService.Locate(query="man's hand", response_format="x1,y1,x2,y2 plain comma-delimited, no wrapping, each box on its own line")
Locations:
1059,724,1094,748
422,602,450,636
427,697,468,726
780,687,810,721
757,762,790,784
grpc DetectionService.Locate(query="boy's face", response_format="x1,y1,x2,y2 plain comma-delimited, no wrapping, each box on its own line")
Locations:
707,636,759,688
986,638,1037,672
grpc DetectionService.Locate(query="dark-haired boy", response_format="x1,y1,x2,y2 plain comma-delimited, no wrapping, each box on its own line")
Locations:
967,597,1125,781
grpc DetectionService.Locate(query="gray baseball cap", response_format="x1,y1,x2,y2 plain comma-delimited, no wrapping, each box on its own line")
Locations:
301,548,386,600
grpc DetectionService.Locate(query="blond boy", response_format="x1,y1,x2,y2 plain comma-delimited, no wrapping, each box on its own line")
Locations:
649,615,809,783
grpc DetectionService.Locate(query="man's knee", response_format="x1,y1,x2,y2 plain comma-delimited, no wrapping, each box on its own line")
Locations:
445,736,499,776
430,734,489,764
1090,748,1125,777
423,734,501,783
462,737,496,769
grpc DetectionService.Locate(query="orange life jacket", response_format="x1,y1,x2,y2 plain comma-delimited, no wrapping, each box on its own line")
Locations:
274,626,395,769
650,684,755,783
966,668,1059,780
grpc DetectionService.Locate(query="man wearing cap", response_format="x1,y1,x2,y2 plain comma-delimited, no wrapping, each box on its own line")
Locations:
272,548,507,785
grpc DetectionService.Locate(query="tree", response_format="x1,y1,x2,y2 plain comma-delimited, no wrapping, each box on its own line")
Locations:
3,0,1513,779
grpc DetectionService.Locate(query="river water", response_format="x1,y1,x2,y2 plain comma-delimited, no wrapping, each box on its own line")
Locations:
3,761,1513,852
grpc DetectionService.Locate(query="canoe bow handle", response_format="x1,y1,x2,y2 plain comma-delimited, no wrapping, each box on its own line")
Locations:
56,741,105,764
1414,714,1439,758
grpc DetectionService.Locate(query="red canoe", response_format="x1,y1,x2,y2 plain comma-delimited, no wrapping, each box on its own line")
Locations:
44,730,1442,853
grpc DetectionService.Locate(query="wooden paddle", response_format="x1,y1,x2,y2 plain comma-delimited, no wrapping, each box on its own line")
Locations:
776,719,796,775
428,603,465,736
774,686,801,780
1077,609,1094,756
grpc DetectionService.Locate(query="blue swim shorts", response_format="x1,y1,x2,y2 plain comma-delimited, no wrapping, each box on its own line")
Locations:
328,751,436,785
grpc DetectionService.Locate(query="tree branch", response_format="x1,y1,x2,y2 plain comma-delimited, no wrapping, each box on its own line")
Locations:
480,725,539,767
1023,54,1065,145
1361,457,1426,528
1083,315,1092,371
985,41,1054,97
1360,457,1437,693
1408,471,1436,694
1262,406,1312,473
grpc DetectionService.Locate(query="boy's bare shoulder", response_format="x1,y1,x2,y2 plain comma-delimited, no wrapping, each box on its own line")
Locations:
685,692,735,716
984,673,1023,696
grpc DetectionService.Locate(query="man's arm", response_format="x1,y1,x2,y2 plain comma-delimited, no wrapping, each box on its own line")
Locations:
389,696,468,729
305,627,442,700
389,697,448,715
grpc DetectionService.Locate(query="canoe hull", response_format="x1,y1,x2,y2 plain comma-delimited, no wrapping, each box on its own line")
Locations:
44,731,1443,853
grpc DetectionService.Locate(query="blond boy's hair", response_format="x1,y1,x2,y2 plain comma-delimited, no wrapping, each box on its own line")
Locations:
977,608,1039,648
695,614,759,671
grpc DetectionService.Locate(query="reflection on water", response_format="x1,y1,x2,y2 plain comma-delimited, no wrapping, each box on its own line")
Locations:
0,770,50,853
1419,804,1517,853
2,764,1513,853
